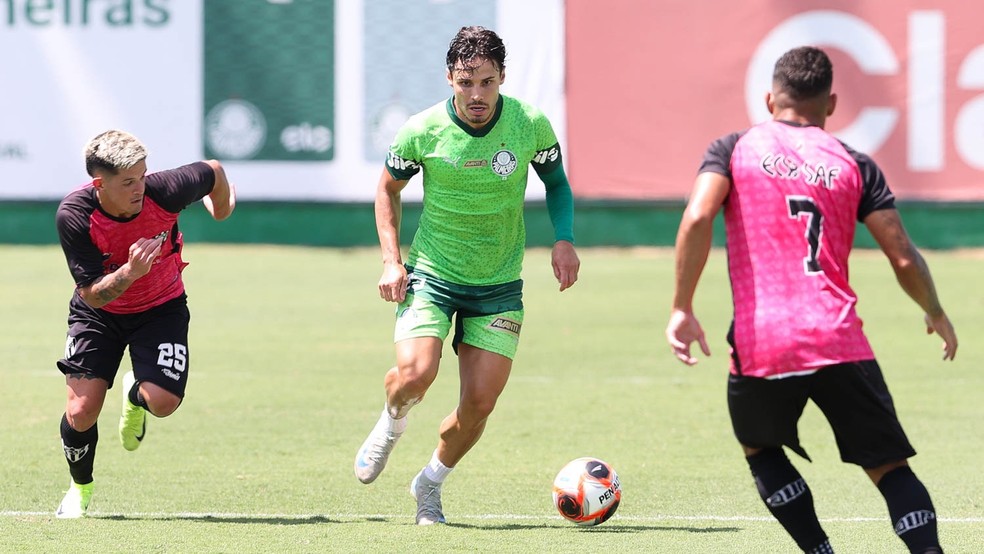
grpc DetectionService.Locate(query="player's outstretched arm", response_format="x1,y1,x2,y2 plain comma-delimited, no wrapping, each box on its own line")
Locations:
864,208,957,360
202,159,235,221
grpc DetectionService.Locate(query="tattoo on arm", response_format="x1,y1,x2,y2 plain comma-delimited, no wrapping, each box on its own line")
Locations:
66,373,101,382
94,271,132,304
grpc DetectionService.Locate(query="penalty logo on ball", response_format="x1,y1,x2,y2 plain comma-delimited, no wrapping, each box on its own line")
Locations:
552,457,621,526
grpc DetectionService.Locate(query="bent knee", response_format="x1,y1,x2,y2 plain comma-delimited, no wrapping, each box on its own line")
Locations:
147,399,181,417
459,396,498,422
142,386,182,417
865,459,909,484
65,402,101,431
395,363,438,393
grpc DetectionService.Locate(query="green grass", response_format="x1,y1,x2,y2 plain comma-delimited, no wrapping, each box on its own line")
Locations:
1,245,981,553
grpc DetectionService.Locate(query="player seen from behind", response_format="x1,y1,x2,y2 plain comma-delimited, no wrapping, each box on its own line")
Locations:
665,46,957,553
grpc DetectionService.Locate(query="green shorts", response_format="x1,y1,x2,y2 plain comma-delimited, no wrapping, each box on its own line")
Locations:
394,267,524,360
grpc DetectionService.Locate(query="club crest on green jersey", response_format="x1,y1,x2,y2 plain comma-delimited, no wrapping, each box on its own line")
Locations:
491,149,518,178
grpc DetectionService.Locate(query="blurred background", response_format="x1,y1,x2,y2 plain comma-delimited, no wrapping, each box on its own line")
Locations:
3,0,982,247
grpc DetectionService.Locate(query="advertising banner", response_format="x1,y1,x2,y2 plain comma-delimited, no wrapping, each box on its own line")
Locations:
203,1,335,162
0,0,201,198
8,0,976,202
566,0,984,200
0,0,564,201
362,0,496,164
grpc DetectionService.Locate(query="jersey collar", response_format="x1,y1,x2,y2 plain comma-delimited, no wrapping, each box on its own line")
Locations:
446,95,504,137
776,119,819,129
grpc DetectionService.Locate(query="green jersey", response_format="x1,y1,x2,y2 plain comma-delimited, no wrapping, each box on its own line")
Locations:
386,94,565,285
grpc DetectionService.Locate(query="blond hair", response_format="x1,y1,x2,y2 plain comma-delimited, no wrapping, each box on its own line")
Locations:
84,130,148,177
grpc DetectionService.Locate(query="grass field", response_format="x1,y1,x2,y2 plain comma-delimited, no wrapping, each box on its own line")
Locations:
1,245,981,553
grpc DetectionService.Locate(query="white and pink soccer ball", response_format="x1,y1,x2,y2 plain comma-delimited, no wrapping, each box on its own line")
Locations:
552,457,621,526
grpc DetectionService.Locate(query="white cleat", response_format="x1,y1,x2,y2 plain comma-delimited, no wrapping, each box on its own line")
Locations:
354,412,403,484
410,471,446,525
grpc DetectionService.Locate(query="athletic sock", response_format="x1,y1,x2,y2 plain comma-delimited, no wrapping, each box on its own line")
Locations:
746,448,829,552
422,450,453,483
381,406,407,434
128,380,149,410
805,540,834,554
877,466,942,553
60,413,97,485
386,395,420,421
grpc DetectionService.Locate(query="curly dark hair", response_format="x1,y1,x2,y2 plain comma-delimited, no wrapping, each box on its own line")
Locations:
446,26,506,73
773,46,833,101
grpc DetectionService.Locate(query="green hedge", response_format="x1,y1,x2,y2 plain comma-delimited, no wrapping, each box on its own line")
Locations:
4,200,982,249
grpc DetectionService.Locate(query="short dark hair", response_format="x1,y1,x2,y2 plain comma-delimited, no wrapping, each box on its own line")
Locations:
773,46,833,101
446,26,506,74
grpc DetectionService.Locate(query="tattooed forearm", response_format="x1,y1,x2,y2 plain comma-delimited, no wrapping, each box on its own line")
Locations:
95,271,132,303
80,268,135,308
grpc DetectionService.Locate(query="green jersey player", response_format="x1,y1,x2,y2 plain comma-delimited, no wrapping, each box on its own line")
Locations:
354,26,580,525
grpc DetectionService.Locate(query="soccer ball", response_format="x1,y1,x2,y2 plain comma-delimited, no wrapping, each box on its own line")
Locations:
552,457,621,526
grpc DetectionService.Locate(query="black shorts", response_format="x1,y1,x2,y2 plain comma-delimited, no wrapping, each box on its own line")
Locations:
57,293,191,398
727,360,916,468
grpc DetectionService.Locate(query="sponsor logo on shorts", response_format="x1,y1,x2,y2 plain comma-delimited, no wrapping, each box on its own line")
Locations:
398,307,417,320
162,368,181,381
488,317,521,336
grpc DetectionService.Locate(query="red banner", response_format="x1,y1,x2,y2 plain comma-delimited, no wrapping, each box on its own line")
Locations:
566,0,984,200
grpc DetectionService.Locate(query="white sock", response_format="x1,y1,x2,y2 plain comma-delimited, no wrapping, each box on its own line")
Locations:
422,450,453,483
387,396,421,420
381,406,407,434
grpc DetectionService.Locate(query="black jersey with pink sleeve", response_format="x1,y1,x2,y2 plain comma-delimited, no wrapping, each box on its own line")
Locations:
56,162,215,314
699,120,895,378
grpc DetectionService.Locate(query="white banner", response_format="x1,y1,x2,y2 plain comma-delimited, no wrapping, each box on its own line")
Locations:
0,0,565,201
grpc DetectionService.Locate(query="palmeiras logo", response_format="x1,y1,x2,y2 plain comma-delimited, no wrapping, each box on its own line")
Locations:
205,99,267,160
491,149,517,178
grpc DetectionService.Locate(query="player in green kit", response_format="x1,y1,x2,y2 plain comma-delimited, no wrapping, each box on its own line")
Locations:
354,26,580,525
